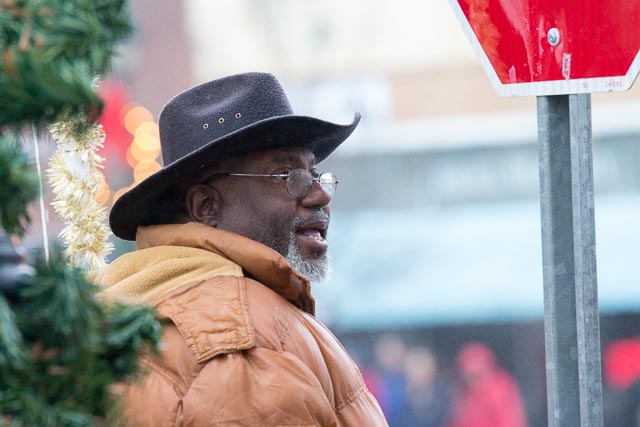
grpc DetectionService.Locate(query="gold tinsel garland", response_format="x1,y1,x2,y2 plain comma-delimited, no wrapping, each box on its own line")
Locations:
47,115,113,270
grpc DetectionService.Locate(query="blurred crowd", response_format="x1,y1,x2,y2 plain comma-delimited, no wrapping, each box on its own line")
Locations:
355,335,528,427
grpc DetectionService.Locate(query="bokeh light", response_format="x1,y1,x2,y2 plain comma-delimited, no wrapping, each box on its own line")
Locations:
116,101,164,199
131,139,161,162
123,105,154,135
133,160,162,183
135,121,160,139
94,178,111,205
134,131,160,152
126,145,139,168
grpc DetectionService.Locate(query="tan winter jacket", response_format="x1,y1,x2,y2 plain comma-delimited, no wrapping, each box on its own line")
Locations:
93,222,387,427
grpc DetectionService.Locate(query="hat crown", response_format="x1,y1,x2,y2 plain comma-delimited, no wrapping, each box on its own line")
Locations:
158,72,293,166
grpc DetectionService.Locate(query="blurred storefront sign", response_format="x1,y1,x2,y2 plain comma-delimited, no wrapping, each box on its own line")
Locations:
317,194,640,329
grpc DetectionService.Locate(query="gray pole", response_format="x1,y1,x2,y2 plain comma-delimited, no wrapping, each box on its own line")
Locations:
537,94,603,427
570,94,604,427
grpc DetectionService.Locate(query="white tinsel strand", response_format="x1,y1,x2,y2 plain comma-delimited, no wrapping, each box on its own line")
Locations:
47,116,114,271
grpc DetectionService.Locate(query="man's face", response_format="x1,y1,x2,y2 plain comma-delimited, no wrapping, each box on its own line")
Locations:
202,147,333,281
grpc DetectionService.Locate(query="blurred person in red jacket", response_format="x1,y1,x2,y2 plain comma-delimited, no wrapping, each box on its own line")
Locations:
450,342,527,427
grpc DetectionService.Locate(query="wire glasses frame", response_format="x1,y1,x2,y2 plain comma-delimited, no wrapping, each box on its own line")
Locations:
210,169,339,198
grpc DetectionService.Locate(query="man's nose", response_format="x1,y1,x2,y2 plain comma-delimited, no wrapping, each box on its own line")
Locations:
301,181,332,208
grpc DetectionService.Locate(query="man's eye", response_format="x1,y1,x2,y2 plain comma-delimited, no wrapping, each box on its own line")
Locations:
273,169,291,178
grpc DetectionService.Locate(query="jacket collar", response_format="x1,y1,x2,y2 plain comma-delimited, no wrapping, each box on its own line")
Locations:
136,222,315,314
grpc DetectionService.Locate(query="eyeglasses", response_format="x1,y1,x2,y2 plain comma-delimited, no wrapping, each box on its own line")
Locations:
211,169,339,198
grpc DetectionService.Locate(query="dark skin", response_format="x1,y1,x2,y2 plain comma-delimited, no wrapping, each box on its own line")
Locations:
185,147,332,261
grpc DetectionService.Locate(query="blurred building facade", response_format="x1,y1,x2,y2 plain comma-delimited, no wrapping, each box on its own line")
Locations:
82,1,640,426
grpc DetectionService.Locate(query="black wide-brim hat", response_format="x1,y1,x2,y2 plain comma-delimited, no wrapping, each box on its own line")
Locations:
109,72,360,241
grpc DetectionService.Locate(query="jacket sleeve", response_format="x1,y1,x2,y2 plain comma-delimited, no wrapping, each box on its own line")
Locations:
179,347,338,427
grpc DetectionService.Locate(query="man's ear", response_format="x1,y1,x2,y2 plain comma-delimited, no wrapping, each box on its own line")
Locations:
186,184,221,227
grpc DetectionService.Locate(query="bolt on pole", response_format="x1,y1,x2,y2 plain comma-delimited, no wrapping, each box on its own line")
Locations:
537,94,603,427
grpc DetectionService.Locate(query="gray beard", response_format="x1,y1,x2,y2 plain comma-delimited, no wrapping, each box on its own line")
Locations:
255,214,332,282
284,232,331,282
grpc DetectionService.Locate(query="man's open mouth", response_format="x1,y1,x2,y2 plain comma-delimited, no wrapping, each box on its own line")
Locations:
295,219,329,249
298,229,325,241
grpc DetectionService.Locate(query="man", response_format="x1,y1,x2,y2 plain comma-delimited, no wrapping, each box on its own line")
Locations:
93,72,388,427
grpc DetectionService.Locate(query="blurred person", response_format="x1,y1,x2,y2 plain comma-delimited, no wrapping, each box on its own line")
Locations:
92,73,387,426
395,346,452,427
450,342,527,427
375,334,409,425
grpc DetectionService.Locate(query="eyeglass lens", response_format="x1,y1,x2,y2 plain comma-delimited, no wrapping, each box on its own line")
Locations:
286,169,337,198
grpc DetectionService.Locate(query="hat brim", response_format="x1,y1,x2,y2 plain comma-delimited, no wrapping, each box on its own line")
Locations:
109,112,360,241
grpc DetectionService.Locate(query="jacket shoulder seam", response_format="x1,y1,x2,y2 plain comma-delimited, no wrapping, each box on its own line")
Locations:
335,382,368,414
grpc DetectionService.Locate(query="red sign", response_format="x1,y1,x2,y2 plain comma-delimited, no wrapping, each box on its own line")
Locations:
450,0,640,96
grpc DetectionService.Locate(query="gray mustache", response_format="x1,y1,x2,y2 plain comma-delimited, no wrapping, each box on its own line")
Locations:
293,211,330,228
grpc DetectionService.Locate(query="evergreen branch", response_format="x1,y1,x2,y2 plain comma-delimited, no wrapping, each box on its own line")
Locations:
0,2,160,425
0,249,162,426
18,253,103,361
102,303,162,378
0,295,26,372
0,0,133,126
0,133,39,236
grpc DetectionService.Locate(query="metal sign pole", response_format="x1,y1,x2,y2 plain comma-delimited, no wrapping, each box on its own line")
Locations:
537,94,604,427
570,94,604,427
